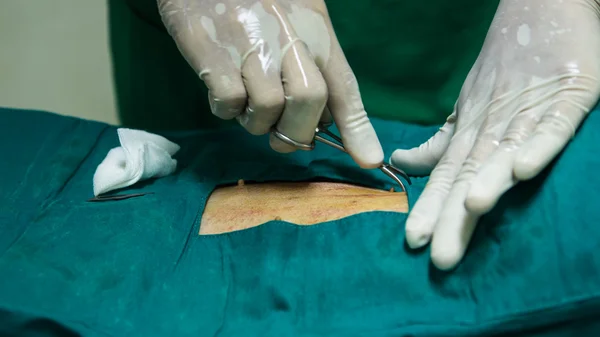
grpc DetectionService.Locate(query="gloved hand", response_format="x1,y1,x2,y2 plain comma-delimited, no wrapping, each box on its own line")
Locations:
391,0,600,270
157,0,383,168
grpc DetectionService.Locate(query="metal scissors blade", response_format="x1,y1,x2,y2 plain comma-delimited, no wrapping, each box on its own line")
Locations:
271,123,411,192
87,192,153,202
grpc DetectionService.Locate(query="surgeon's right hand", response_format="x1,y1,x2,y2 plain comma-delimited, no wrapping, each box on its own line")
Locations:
157,0,383,168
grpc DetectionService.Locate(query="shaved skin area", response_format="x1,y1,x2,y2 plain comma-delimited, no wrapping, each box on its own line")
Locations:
200,180,407,235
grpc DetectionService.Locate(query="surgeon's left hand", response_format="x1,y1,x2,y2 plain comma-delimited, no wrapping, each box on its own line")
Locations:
391,0,600,270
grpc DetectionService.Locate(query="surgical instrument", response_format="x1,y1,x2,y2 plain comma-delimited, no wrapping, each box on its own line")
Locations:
271,123,411,192
87,192,153,202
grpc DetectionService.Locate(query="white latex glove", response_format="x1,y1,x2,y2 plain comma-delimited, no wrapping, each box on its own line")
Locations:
158,0,383,168
391,0,600,270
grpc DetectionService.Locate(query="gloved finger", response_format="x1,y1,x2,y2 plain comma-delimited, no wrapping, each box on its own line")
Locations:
390,112,457,176
403,132,473,249
269,41,328,153
466,102,544,214
430,180,480,271
514,100,589,180
428,109,511,269
236,51,285,135
159,1,247,119
318,37,382,168
466,149,518,215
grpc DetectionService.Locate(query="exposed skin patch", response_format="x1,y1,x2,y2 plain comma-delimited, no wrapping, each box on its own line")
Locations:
200,181,408,235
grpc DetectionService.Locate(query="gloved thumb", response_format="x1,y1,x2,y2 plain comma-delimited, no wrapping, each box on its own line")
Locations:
390,113,457,175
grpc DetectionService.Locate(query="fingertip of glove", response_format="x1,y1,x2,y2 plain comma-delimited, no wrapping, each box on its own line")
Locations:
389,149,403,163
513,156,539,181
430,247,462,271
404,216,434,250
405,228,431,250
429,224,465,271
353,146,384,169
389,149,414,169
464,188,495,216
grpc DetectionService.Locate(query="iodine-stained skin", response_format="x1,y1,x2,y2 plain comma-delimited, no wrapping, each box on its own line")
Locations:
157,0,384,169
200,180,407,234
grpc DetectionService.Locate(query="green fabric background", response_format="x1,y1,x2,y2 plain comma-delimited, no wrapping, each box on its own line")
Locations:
0,105,599,336
108,0,499,130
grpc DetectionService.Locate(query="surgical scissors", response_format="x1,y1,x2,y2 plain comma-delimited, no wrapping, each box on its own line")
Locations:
271,123,411,192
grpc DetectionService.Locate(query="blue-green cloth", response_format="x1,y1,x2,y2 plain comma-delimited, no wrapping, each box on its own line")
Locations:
0,106,599,337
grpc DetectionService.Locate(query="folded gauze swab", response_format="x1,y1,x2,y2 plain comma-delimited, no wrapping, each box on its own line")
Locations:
93,128,180,196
